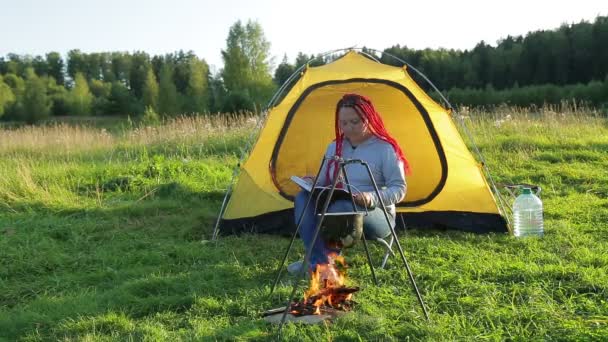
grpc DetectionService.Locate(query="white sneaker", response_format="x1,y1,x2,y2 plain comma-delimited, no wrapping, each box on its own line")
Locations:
287,261,304,275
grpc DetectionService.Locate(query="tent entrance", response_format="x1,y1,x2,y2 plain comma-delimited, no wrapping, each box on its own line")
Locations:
270,79,447,207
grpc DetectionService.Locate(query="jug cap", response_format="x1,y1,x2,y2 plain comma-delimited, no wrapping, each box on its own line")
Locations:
522,187,532,194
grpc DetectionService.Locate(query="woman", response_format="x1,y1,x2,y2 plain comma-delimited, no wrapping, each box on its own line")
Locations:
290,93,411,273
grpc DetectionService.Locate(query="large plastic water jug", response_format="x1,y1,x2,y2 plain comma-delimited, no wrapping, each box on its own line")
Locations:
513,187,544,237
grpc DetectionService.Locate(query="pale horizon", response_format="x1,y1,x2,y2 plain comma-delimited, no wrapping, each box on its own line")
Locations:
1,0,605,73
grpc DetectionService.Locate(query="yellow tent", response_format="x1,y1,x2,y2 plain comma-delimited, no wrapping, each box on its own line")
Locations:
216,51,507,236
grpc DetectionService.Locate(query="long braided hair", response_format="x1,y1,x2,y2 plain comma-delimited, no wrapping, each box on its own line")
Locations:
325,93,411,185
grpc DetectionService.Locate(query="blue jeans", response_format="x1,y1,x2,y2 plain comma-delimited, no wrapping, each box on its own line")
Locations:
294,191,395,269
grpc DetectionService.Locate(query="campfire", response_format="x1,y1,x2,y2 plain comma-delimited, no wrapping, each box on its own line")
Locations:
288,253,359,316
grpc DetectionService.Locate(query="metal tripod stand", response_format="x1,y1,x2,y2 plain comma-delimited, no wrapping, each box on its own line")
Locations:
268,156,430,337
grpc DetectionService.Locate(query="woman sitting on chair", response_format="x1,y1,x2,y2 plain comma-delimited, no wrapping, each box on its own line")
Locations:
290,93,411,273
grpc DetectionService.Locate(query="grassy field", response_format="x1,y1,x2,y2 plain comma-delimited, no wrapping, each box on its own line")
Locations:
1,108,607,341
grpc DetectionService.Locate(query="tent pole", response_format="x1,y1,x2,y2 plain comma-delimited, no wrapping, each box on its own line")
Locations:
452,112,512,230
209,109,267,241
211,168,238,241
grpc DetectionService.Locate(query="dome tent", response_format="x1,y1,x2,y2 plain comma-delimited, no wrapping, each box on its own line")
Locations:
213,50,508,238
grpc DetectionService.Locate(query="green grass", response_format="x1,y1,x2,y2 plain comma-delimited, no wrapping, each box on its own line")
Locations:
1,111,607,341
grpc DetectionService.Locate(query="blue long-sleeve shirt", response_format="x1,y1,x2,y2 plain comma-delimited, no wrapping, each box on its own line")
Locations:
317,136,407,212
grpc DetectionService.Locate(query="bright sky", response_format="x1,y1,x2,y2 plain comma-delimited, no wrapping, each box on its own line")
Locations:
1,0,605,73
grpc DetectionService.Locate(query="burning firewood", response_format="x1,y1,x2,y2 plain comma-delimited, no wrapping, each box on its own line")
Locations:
286,253,359,316
289,286,359,316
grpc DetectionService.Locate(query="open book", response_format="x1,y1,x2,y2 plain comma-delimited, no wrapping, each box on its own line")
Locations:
291,176,360,215
290,176,352,202
290,176,315,192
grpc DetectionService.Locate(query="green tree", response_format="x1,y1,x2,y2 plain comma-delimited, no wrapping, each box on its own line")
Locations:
185,58,209,113
591,16,608,80
0,76,16,117
1,73,26,119
67,72,93,115
158,64,179,116
471,41,492,88
67,49,86,80
129,51,151,98
0,57,6,74
85,53,104,80
5,54,27,76
100,53,116,82
142,68,159,111
495,36,523,88
89,79,112,98
141,106,160,125
171,50,197,93
46,52,65,85
221,20,275,111
295,52,311,68
568,20,594,84
107,81,137,115
32,55,49,78
44,76,69,116
208,73,227,113
89,79,112,115
273,55,295,86
111,52,132,85
550,28,570,85
22,68,51,123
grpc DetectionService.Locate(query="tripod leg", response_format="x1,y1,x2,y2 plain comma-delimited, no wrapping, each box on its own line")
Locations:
268,195,309,296
277,166,343,338
269,158,329,296
277,219,321,339
362,162,430,321
340,165,378,286
387,227,430,320
360,233,379,286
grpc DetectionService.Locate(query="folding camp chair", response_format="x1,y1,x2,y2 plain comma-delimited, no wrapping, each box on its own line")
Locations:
375,214,408,269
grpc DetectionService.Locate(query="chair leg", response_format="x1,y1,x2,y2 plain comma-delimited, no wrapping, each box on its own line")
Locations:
377,235,395,269
399,214,407,232
381,214,406,268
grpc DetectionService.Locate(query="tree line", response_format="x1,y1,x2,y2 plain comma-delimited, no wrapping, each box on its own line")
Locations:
0,20,274,123
1,16,607,123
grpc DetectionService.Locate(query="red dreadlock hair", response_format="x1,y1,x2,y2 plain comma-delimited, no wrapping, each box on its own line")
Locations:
325,93,411,185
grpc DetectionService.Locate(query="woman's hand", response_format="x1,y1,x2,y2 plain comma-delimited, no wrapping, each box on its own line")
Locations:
353,192,374,208
301,175,315,185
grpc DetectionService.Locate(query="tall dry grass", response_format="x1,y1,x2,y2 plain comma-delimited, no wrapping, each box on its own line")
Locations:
0,124,115,153
125,114,259,147
2,105,603,154
458,102,606,125
454,103,606,146
0,113,260,155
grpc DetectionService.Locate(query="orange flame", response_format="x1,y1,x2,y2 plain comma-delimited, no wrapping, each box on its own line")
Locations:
300,253,350,314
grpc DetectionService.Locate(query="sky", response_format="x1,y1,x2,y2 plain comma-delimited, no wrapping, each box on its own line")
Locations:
1,0,605,73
